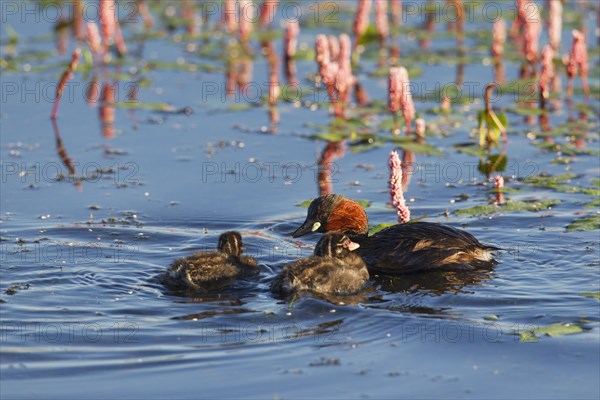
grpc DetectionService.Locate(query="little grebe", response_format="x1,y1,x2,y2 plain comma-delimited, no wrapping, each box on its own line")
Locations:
163,231,258,290
292,194,498,274
272,232,369,295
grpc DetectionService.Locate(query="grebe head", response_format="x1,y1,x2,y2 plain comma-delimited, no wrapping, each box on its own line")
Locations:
314,232,360,258
218,231,244,257
292,194,369,238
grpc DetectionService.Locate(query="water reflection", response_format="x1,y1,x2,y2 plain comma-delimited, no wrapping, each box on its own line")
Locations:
172,307,255,321
55,17,69,56
261,38,280,132
283,20,299,85
273,287,377,307
317,141,346,195
571,110,590,149
224,40,254,99
419,0,436,50
51,119,81,191
372,268,495,296
99,81,116,138
401,149,415,190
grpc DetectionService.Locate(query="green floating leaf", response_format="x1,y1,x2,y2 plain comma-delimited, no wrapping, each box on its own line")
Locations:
295,199,312,208
392,140,444,156
308,121,442,156
575,103,598,116
584,198,600,208
348,139,384,154
358,25,380,46
507,106,548,116
368,222,397,236
354,99,387,114
580,292,600,299
517,322,584,342
356,200,372,209
533,119,596,138
454,200,560,216
566,214,600,231
308,118,375,143
524,173,600,195
6,24,19,44
227,103,254,112
523,173,578,185
488,187,520,194
536,323,583,338
332,117,367,130
387,136,443,156
114,102,174,111
499,78,537,96
483,314,499,321
454,143,488,157
310,132,349,142
534,142,600,157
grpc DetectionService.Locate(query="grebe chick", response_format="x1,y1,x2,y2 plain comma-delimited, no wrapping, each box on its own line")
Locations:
163,231,258,291
272,232,369,295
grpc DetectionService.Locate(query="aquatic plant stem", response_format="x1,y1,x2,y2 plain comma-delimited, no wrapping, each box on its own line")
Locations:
51,48,81,120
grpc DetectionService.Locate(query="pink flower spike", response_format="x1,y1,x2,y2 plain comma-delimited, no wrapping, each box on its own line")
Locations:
339,34,352,72
239,0,253,42
567,29,589,99
224,0,238,34
388,67,402,134
259,0,279,28
335,65,352,107
315,35,341,116
388,67,401,114
336,34,354,107
353,0,372,49
284,19,299,58
548,0,562,51
375,0,389,45
391,0,402,26
539,45,554,101
328,35,340,62
491,19,506,58
137,0,154,30
389,150,410,223
114,20,127,56
523,2,541,62
315,34,330,67
86,22,102,55
510,0,527,38
99,0,116,50
398,66,415,134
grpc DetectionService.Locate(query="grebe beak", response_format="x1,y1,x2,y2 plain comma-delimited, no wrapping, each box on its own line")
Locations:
291,220,321,238
347,240,360,251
